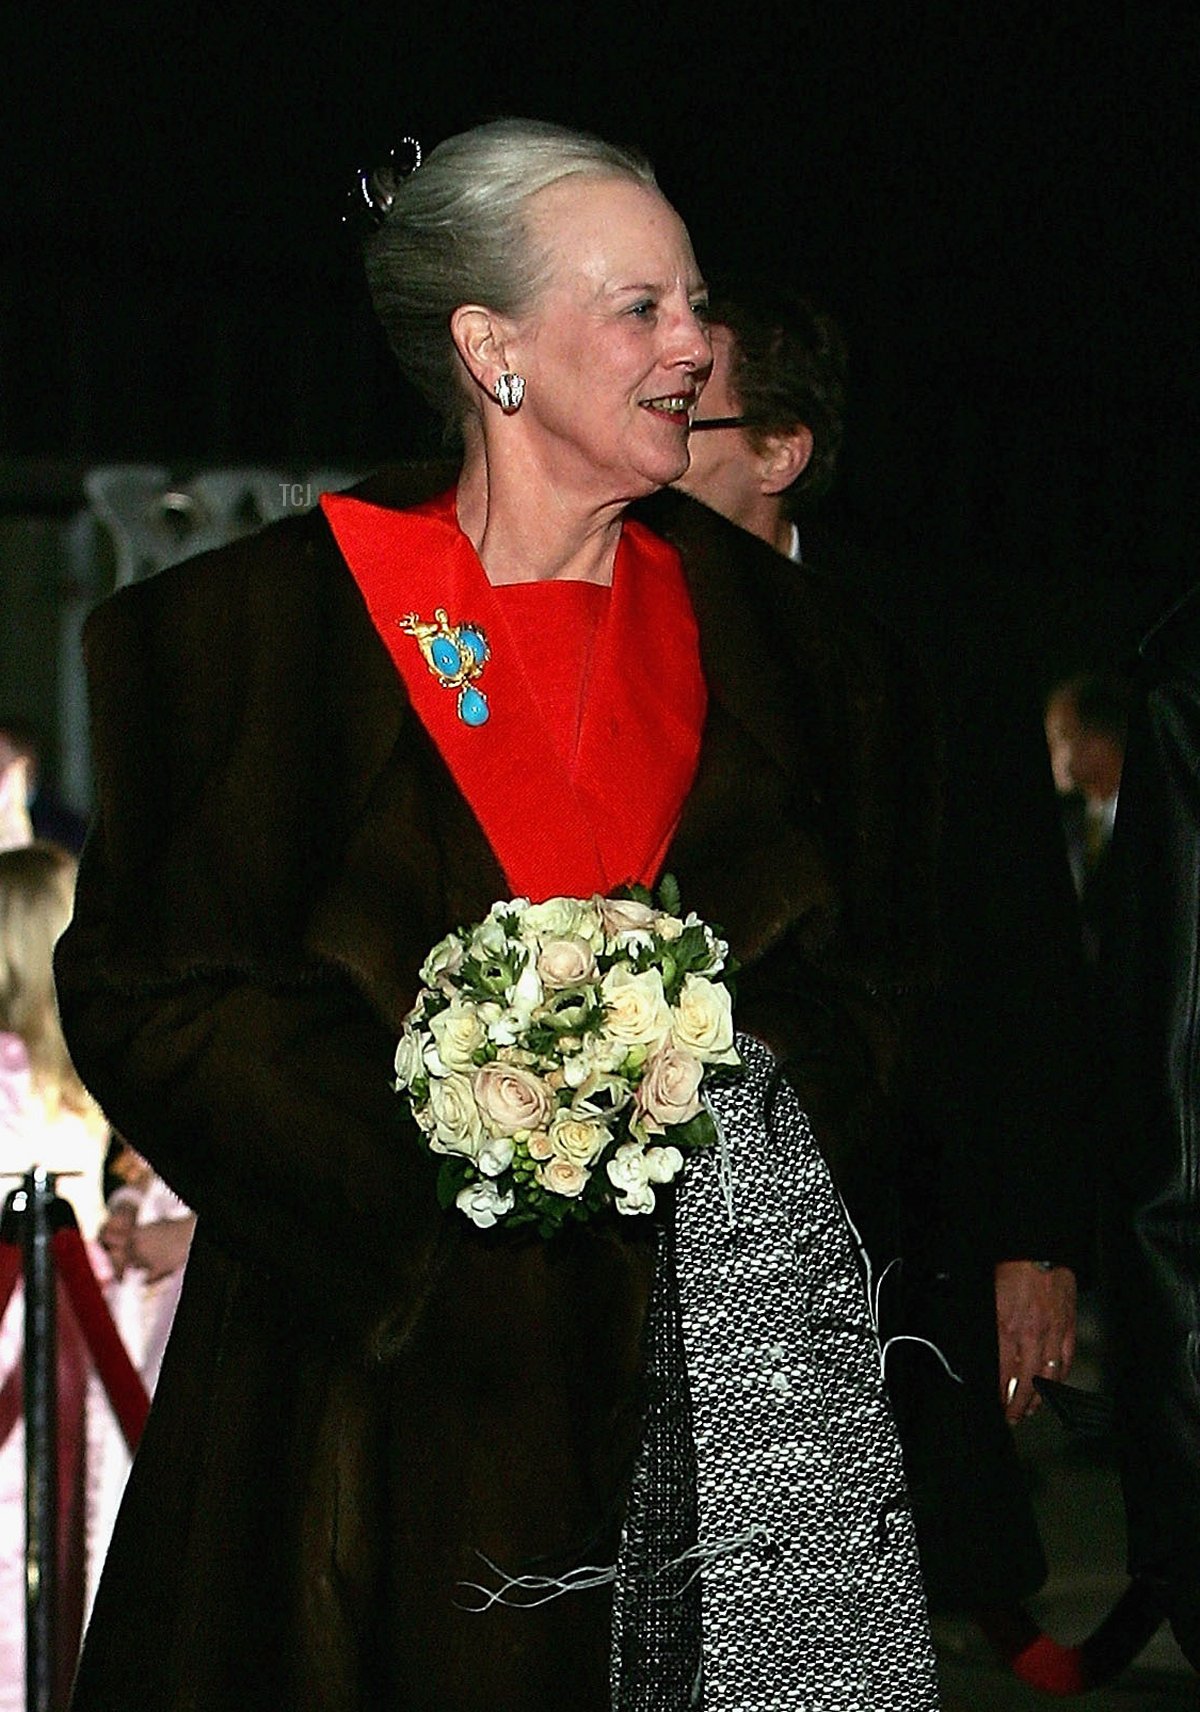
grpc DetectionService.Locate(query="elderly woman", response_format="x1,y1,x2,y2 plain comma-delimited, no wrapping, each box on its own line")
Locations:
57,121,940,1710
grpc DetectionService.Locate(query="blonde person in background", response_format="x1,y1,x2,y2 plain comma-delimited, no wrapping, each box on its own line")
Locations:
0,842,110,1710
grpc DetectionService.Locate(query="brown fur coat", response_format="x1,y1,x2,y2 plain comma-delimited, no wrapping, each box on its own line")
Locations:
56,474,939,1711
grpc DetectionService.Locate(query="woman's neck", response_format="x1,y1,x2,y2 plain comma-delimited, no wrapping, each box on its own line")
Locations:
455,439,627,586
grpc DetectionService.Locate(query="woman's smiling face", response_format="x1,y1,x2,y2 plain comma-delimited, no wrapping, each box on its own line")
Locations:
502,175,712,504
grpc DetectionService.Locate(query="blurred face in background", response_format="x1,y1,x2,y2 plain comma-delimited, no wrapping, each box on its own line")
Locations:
677,324,758,518
1044,688,1124,804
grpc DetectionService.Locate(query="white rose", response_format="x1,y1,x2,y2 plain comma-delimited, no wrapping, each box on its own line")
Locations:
470,912,515,960
522,896,603,945
473,1062,555,1136
670,974,739,1064
527,1129,555,1161
599,897,658,939
645,1144,684,1184
477,1134,515,1178
547,1112,609,1167
456,1180,515,1228
536,936,597,990
635,1045,704,1133
606,1141,656,1213
601,965,672,1052
536,1157,590,1199
393,1027,425,1089
657,913,684,941
426,999,487,1073
427,1072,484,1159
419,932,465,987
616,1183,656,1214
606,1141,649,1191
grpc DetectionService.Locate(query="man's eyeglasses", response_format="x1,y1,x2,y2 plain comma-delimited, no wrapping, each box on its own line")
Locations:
689,416,750,432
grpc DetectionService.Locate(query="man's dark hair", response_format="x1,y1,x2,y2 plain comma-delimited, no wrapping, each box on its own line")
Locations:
0,718,40,765
706,275,848,511
1055,671,1132,748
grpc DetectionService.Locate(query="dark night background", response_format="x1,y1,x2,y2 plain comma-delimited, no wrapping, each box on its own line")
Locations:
2,0,1197,684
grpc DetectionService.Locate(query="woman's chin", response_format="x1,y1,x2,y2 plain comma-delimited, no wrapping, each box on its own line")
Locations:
631,446,691,496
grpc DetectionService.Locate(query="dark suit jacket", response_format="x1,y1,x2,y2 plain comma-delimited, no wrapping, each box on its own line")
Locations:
1102,583,1200,1614
30,787,88,854
769,513,1096,1610
56,474,940,1711
795,514,1096,1279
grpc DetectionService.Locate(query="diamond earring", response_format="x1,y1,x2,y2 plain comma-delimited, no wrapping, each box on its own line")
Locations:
494,372,526,413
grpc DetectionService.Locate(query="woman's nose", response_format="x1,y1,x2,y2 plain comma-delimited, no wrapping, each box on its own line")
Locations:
669,305,712,374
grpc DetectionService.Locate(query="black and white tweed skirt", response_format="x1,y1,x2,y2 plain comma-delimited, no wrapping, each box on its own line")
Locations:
612,1033,938,1711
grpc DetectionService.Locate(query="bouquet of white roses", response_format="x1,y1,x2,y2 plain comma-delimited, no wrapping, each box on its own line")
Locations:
393,880,741,1235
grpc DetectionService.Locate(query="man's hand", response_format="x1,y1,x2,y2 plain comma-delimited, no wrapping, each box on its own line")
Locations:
995,1260,1077,1423
98,1202,138,1280
128,1216,196,1284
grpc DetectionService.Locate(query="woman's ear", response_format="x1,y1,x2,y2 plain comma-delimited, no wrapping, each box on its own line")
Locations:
759,425,814,498
449,305,512,397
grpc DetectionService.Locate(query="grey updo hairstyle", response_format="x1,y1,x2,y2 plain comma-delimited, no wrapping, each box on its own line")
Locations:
364,118,658,436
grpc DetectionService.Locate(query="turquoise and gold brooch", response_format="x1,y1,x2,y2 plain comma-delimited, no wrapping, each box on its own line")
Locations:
399,608,491,726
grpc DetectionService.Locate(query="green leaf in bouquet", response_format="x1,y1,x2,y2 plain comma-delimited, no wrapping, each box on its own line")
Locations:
674,923,710,968
666,1109,717,1152
656,872,682,918
435,1157,473,1211
626,940,656,974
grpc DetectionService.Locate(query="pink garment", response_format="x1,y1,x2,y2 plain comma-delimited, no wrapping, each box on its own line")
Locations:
0,1034,110,1712
89,1174,193,1613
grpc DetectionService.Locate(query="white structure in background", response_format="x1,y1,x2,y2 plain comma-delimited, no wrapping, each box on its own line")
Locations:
59,466,357,809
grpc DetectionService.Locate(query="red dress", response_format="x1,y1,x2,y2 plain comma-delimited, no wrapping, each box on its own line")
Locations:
321,489,707,901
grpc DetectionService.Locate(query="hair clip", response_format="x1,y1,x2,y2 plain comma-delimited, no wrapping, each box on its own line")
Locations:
344,137,423,233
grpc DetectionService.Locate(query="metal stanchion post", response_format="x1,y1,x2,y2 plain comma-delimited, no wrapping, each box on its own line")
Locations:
22,1167,57,1712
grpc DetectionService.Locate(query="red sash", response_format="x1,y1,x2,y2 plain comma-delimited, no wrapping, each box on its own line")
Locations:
321,489,706,902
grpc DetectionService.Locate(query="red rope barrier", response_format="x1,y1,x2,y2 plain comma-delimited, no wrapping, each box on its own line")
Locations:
0,1241,21,1328
49,1229,150,1454
0,1244,22,1449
